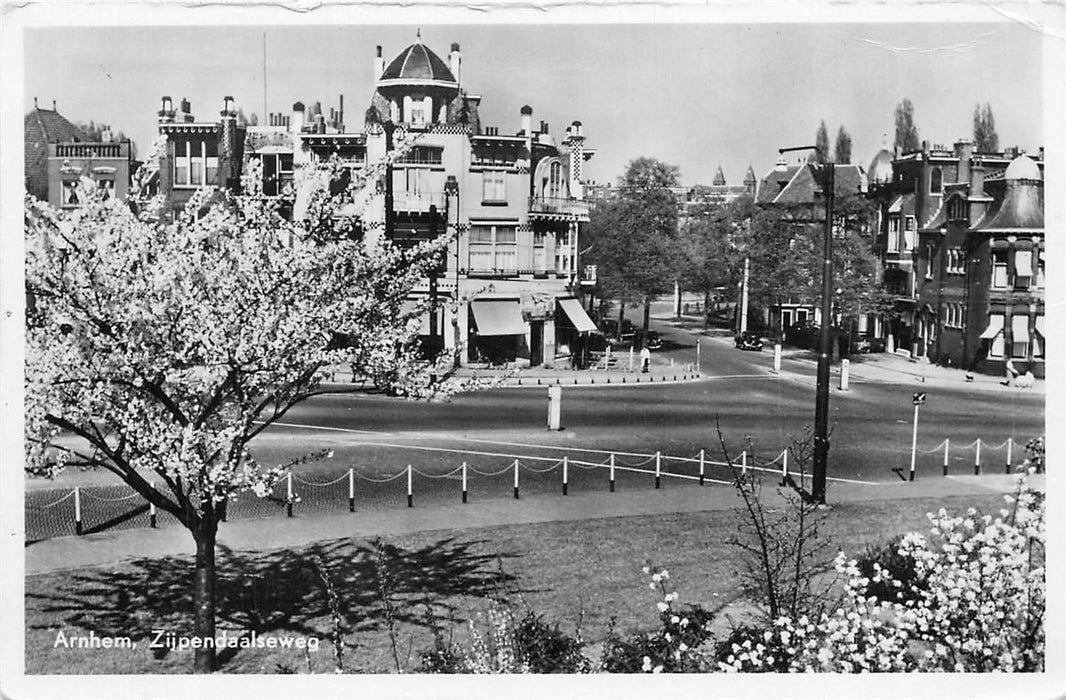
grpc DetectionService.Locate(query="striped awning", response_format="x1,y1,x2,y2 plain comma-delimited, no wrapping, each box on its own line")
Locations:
980,315,1004,339
471,300,526,336
557,298,597,333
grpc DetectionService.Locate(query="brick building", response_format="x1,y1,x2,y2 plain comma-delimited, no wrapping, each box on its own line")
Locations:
867,141,1045,376
25,100,134,208
155,38,595,368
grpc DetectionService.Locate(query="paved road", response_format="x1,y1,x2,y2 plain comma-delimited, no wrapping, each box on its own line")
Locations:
27,309,1044,494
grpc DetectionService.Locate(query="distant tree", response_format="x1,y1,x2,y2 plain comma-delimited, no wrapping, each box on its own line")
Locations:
75,120,138,160
814,121,830,164
894,99,920,152
834,125,853,164
248,112,259,126
973,103,1000,153
585,157,681,334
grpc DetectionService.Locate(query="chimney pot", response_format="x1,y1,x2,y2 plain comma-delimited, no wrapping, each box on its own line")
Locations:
451,42,460,52
376,45,382,57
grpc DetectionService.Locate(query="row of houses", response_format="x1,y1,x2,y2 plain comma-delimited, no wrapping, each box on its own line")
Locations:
25,38,600,370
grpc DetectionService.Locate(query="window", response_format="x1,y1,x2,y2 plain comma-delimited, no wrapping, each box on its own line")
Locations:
405,168,427,196
992,250,1008,288
61,180,80,207
925,245,935,280
946,248,966,275
397,146,443,165
944,303,966,329
1013,250,1033,290
533,231,547,271
948,197,968,221
260,153,294,197
409,103,426,127
930,167,943,194
96,178,114,201
173,139,218,189
482,172,506,204
468,224,517,272
548,161,564,198
887,217,901,252
1037,252,1045,288
904,216,917,251
988,313,1006,358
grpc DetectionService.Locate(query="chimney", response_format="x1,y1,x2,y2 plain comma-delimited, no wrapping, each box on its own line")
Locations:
954,139,973,185
449,42,462,85
520,105,532,136
315,113,326,134
101,129,112,143
291,101,305,133
222,95,235,117
568,120,586,199
338,94,344,131
970,162,986,199
540,121,548,134
1039,146,1044,162
158,95,175,123
374,46,385,80
53,100,56,111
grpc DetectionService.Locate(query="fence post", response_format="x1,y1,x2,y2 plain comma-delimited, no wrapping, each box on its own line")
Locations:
149,484,157,528
699,449,705,486
286,472,294,517
513,459,520,500
562,456,569,496
974,439,982,475
462,462,469,503
741,449,748,476
943,439,950,476
74,487,82,535
407,465,413,508
609,453,616,492
655,451,662,489
909,402,920,482
348,467,355,512
1006,437,1013,474
781,449,789,485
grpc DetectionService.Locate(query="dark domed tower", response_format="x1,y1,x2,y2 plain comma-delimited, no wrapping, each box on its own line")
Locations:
367,38,461,129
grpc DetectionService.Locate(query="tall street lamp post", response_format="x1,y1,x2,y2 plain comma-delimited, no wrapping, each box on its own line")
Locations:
443,176,461,369
779,145,834,505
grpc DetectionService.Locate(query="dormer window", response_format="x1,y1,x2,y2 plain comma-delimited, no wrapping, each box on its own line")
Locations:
929,167,943,194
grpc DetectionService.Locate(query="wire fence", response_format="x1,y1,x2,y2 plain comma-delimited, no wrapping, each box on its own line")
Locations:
24,434,1040,542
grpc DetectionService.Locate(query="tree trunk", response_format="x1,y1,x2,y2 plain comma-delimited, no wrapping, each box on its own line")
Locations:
703,289,711,329
617,302,625,341
192,519,219,673
642,297,651,333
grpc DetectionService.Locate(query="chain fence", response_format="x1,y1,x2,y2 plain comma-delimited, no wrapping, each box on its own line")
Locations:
25,434,1039,542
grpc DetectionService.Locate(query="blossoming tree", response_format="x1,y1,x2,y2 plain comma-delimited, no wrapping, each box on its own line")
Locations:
24,141,452,672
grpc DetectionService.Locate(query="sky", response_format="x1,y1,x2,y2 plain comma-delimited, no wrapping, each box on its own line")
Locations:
24,22,1043,187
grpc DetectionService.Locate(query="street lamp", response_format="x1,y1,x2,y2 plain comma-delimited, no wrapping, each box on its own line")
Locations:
443,175,461,369
779,145,834,505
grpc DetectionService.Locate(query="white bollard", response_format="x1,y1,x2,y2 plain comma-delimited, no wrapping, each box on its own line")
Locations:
513,459,520,499
741,450,748,475
629,346,634,373
840,358,850,391
909,402,920,481
462,462,469,503
781,449,789,482
547,385,562,431
286,472,294,517
773,343,782,373
655,451,662,489
407,464,414,507
1006,437,1013,474
74,486,83,535
943,439,950,476
609,453,616,492
699,448,705,485
562,455,569,495
348,467,355,512
975,439,982,475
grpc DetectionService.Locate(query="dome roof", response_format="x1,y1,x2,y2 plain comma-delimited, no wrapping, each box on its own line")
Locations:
867,149,894,184
380,43,456,84
1004,154,1041,181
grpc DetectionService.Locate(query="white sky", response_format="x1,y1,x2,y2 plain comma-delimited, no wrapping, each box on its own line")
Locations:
24,22,1043,187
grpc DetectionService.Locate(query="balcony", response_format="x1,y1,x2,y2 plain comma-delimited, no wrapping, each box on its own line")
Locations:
392,191,447,213
528,196,589,221
51,142,129,159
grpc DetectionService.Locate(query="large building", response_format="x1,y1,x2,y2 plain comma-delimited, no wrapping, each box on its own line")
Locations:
867,140,1045,376
154,38,595,368
25,100,135,209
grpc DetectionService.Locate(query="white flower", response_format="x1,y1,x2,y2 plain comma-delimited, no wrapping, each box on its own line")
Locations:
656,602,669,612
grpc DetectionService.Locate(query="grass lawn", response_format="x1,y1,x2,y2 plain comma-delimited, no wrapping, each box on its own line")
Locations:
25,492,1009,674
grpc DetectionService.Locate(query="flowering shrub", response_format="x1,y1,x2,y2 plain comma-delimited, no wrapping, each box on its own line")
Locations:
419,603,587,674
718,470,1045,672
600,565,716,673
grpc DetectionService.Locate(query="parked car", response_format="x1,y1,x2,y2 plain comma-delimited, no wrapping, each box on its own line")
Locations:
734,331,764,351
851,335,887,354
634,329,663,350
600,318,636,343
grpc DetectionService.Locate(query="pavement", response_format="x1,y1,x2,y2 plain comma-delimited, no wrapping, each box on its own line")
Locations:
24,470,1042,575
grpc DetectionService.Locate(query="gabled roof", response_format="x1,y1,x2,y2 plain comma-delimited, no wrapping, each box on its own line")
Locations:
763,163,867,206
756,164,803,205
25,107,87,200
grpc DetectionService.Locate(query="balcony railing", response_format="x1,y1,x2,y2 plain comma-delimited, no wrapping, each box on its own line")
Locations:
392,191,447,212
528,195,587,216
52,143,128,159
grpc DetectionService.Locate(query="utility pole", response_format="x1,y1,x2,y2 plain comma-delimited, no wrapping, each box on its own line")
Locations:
740,255,750,334
780,145,834,505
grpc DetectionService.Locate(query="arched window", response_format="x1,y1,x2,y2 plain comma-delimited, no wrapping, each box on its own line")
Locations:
548,161,564,198
929,167,943,194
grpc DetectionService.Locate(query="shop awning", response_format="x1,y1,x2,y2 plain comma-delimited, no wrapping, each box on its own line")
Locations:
557,298,598,333
471,300,526,336
1014,250,1033,277
1012,315,1030,343
979,315,1004,339
1035,316,1045,337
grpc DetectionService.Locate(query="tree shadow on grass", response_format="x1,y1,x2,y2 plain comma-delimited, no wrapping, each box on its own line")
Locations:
27,535,525,670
